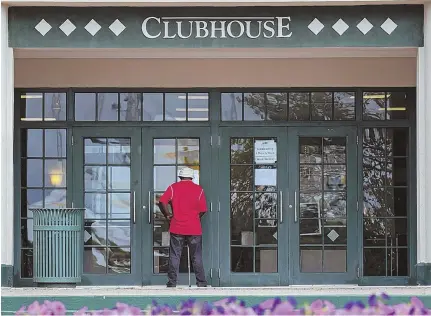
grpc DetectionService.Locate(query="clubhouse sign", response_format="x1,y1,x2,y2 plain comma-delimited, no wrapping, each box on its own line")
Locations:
141,17,293,39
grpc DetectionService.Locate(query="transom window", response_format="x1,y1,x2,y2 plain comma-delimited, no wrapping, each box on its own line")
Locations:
74,92,209,122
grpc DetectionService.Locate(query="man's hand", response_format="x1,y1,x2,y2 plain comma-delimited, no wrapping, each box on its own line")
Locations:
166,214,173,222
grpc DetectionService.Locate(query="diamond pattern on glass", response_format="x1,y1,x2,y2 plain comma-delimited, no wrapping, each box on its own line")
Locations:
308,18,325,35
381,18,397,35
357,18,373,35
109,19,126,36
327,229,340,242
332,19,349,36
35,19,52,36
59,19,76,36
85,19,102,36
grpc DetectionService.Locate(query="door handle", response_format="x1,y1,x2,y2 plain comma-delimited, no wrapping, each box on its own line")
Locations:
279,190,283,223
148,191,151,224
294,191,298,223
132,191,136,224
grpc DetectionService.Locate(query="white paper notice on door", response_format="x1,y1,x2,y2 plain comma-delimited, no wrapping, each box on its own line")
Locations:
255,168,277,186
254,140,277,164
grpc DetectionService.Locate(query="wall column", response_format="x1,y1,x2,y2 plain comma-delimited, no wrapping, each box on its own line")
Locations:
1,4,15,287
416,1,431,285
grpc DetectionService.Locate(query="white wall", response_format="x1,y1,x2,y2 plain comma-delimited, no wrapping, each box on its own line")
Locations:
1,4,15,267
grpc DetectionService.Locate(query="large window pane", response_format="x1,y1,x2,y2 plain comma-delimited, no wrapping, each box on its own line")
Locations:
20,93,43,121
143,93,163,121
165,93,186,121
221,93,242,121
266,92,287,121
244,93,265,121
97,93,118,121
188,93,208,121
75,93,96,121
289,93,309,121
44,93,66,121
120,93,141,121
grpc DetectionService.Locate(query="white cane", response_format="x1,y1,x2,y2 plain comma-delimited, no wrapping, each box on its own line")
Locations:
187,245,191,287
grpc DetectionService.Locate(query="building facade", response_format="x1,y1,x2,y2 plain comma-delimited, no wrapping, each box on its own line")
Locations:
1,0,431,287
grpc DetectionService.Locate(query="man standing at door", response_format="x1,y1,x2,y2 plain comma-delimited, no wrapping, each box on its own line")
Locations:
158,167,208,288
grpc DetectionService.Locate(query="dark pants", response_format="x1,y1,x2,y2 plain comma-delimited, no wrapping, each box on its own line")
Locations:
167,233,207,286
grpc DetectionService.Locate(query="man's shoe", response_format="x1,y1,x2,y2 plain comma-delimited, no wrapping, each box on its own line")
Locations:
166,283,176,288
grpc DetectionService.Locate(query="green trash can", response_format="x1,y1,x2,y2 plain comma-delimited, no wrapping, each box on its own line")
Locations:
31,208,85,287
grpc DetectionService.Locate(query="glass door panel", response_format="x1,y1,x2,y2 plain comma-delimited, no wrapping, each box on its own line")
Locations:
288,127,358,284
141,127,212,286
73,127,142,285
219,127,288,286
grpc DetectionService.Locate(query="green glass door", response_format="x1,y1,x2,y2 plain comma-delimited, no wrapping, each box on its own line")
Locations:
73,127,142,285
288,127,359,284
141,127,213,286
219,127,289,286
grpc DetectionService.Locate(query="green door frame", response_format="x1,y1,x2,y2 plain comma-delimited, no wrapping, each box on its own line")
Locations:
219,127,289,286
72,127,142,285
141,127,214,286
288,126,359,284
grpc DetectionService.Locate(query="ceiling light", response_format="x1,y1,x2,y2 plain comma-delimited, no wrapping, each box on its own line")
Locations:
21,94,43,99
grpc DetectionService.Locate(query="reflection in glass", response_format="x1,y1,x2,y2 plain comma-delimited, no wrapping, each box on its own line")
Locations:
85,138,107,164
256,248,277,272
84,166,106,191
45,129,66,157
323,138,346,164
266,92,287,121
255,193,277,218
165,93,186,121
324,165,346,190
107,220,130,247
300,138,322,163
188,93,209,121
334,92,355,120
107,193,130,218
21,189,43,217
154,139,176,164
323,247,346,272
108,247,131,273
230,193,253,245
22,129,43,158
230,166,253,191
386,158,407,186
85,193,107,219
20,93,43,120
108,166,130,191
231,247,253,272
107,139,131,165
231,138,253,164
387,188,407,217
84,220,106,246
387,248,408,276
44,189,66,208
75,93,96,121
21,249,33,278
143,93,163,121
97,93,118,121
289,93,309,120
21,219,33,247
154,166,176,191
25,159,43,187
363,128,386,158
45,93,66,121
154,247,169,273
244,93,265,121
386,92,408,120
256,220,278,245
300,165,322,191
178,139,199,165
323,191,346,217
386,218,408,247
222,93,242,121
120,93,141,121
311,92,332,120
84,247,107,274
153,219,170,246
363,92,385,120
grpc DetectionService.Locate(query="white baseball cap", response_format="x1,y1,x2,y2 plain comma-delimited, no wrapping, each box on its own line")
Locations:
178,167,194,178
